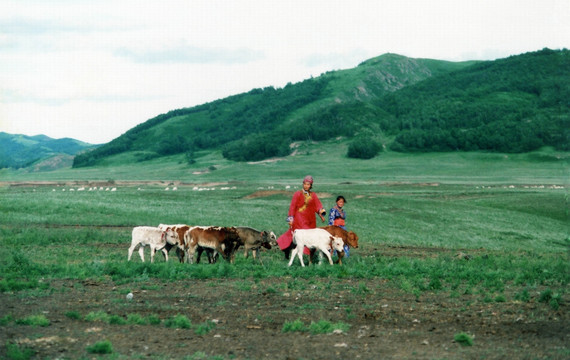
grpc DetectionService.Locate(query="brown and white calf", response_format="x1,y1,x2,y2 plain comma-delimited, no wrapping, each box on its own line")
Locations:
158,224,189,262
314,225,359,265
158,224,218,263
288,228,345,267
235,227,276,264
184,226,241,264
128,226,178,263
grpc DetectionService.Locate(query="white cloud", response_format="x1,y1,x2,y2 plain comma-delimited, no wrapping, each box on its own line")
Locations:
114,44,264,64
1,0,568,143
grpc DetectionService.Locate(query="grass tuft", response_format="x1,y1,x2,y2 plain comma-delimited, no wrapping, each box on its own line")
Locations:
0,315,14,326
5,342,35,360
282,319,307,333
194,320,217,335
84,311,110,323
14,314,50,327
64,311,81,320
86,339,113,354
454,332,474,346
309,320,350,334
164,314,192,329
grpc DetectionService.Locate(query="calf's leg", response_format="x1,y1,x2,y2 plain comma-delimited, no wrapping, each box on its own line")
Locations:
297,246,306,267
320,247,333,265
138,246,145,262
288,247,298,267
127,244,137,261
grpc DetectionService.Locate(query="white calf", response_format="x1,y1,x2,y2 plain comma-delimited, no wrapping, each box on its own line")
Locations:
288,228,345,267
128,226,178,263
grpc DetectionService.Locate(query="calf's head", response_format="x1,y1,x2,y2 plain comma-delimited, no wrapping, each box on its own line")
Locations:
260,231,274,249
330,236,345,253
268,231,277,246
162,228,178,245
347,231,359,248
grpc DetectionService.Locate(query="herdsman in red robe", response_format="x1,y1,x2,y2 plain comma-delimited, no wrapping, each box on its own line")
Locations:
277,175,326,258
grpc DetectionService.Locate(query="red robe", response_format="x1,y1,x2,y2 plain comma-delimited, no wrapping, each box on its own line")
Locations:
277,190,324,254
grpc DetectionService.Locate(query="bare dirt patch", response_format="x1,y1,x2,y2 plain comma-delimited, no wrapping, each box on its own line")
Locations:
1,252,567,359
243,190,335,201
242,190,291,199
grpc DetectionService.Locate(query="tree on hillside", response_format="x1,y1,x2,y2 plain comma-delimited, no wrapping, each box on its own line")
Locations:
347,136,382,159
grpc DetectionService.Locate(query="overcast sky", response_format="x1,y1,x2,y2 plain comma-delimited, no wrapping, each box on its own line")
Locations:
1,0,568,144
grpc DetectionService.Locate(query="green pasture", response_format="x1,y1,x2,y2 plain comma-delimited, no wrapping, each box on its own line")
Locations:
0,150,568,305
0,179,568,299
2,143,568,184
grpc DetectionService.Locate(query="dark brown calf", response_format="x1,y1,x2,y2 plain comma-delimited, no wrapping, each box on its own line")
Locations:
235,227,276,264
185,226,241,264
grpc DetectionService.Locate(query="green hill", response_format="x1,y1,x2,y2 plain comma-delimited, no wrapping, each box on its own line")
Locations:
380,48,569,152
73,49,568,168
0,132,96,169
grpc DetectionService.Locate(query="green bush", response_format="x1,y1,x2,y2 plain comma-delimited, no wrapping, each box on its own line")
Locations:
86,340,113,354
347,137,381,159
222,132,291,162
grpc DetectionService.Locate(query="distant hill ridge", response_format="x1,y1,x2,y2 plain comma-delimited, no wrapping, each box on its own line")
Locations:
65,48,567,167
0,132,95,169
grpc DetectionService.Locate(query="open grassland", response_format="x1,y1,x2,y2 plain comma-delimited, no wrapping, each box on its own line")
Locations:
0,151,568,359
2,144,568,185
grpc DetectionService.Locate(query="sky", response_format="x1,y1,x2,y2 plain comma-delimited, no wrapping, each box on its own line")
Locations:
1,0,568,144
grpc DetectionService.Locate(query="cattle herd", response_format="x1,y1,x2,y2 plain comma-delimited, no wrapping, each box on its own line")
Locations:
128,224,359,266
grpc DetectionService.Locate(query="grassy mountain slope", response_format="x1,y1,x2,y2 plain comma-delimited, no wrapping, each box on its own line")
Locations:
0,132,96,169
73,49,568,168
73,53,475,167
380,48,569,152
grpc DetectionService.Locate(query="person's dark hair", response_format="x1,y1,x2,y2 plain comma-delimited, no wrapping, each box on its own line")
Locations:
336,195,346,203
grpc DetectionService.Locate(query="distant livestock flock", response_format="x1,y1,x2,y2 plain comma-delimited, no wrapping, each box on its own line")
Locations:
128,224,359,266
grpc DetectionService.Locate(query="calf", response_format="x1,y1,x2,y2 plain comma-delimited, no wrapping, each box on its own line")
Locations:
184,226,241,264
316,225,359,265
235,227,276,264
158,224,217,263
288,228,345,267
128,226,178,263
158,224,189,262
